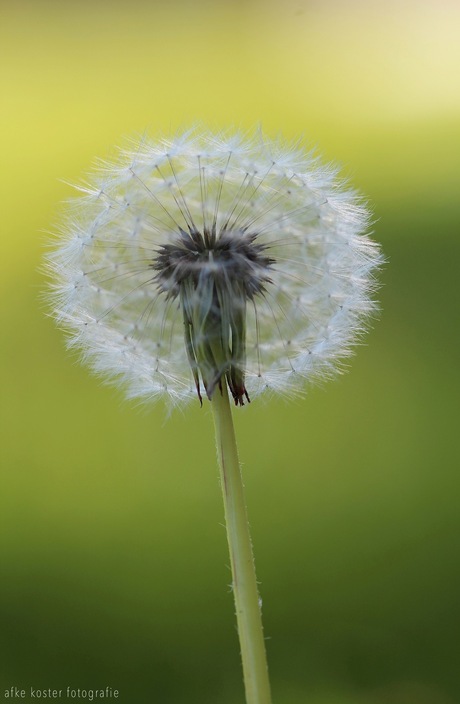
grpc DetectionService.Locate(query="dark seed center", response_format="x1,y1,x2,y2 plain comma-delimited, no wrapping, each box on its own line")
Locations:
151,228,274,406
152,227,274,300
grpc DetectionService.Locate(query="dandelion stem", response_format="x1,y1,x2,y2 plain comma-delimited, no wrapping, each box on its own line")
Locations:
211,383,272,704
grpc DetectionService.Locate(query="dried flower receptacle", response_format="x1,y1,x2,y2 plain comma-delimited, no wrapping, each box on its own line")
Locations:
153,226,274,405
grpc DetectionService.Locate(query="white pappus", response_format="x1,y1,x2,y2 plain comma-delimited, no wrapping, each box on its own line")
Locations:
47,128,383,407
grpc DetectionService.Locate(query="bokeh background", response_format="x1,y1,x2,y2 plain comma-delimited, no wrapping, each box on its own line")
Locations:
1,0,459,702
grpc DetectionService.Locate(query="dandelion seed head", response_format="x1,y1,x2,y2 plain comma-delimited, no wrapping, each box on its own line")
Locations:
47,128,383,407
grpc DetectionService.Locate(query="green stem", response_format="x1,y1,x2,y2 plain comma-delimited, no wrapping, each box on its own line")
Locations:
211,383,272,704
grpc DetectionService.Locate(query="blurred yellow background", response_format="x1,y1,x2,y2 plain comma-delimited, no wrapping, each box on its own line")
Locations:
1,1,459,702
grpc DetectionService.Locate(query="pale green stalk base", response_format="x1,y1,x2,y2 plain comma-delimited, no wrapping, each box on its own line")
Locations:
211,383,272,704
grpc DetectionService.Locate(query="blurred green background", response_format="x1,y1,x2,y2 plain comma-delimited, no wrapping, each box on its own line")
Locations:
1,1,459,702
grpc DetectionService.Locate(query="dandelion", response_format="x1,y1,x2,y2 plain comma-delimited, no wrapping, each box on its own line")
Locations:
47,128,382,704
